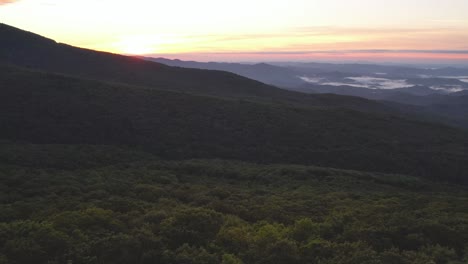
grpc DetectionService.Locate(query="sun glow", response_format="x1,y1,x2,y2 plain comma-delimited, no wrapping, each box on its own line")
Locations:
121,43,153,55
111,34,190,55
116,37,156,55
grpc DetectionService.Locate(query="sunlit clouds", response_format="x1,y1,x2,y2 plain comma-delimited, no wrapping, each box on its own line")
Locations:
1,0,468,62
99,27,468,61
86,26,468,57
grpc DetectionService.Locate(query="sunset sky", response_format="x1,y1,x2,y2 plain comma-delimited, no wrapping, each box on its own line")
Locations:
1,0,468,63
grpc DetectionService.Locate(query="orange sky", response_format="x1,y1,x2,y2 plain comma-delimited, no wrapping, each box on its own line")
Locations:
1,0,468,63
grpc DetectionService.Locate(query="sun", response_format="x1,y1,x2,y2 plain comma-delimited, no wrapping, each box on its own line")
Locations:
116,37,156,55
120,41,153,55
113,34,184,55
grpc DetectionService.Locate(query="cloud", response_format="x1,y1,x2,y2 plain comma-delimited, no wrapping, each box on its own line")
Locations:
0,0,18,5
144,25,468,55
165,50,468,55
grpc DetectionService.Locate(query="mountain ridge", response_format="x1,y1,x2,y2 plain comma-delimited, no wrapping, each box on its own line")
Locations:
0,23,397,114
2,64,468,183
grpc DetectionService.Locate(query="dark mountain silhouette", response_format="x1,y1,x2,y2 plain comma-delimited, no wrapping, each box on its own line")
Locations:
2,64,468,183
0,23,270,98
294,84,439,99
405,77,468,88
285,62,468,77
146,57,468,112
4,22,467,125
0,23,394,113
147,57,304,87
294,84,468,128
454,90,468,96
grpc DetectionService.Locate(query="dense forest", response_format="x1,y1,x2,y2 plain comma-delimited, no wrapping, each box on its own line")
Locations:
1,142,468,264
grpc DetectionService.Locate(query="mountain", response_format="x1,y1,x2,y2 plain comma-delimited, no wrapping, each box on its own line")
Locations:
453,90,468,96
5,22,468,126
146,57,304,87
2,64,468,183
0,23,271,98
295,84,459,101
2,23,468,183
145,57,468,125
278,62,468,101
294,84,468,128
280,61,468,77
0,23,393,114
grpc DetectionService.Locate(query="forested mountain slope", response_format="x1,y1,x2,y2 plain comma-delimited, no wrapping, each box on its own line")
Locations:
1,65,468,183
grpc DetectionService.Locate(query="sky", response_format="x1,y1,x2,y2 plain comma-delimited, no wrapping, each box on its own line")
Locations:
1,0,468,63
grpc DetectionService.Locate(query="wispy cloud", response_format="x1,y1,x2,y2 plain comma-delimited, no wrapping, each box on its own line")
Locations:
144,26,468,54
0,0,19,5
81,25,468,62
153,49,468,64
176,50,468,55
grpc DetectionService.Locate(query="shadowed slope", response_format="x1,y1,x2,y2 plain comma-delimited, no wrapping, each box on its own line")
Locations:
1,65,468,183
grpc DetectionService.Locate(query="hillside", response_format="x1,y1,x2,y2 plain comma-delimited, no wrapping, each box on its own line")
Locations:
148,57,304,87
1,65,468,183
1,142,467,264
295,84,468,128
0,23,397,114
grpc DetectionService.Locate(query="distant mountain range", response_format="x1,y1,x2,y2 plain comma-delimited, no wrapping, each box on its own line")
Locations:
281,61,468,77
146,57,304,88
146,57,468,94
148,57,468,128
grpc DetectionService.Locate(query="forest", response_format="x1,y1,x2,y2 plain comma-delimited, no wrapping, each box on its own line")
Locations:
1,142,468,264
